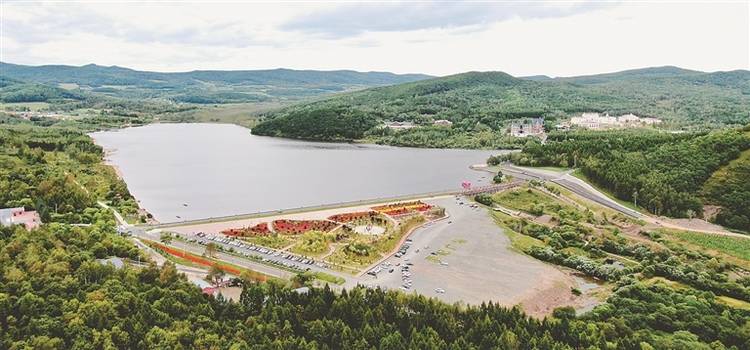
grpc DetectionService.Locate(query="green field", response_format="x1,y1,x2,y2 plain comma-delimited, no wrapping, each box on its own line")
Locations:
490,211,546,253
663,230,750,260
161,102,288,127
1,101,51,111
492,186,576,216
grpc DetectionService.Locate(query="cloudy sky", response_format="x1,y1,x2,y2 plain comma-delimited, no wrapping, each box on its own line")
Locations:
1,1,748,77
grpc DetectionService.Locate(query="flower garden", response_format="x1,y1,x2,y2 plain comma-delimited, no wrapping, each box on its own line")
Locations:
273,219,338,235
371,201,432,217
146,240,272,282
213,201,444,272
222,222,270,237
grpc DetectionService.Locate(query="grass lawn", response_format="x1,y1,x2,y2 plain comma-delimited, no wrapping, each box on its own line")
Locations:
288,242,330,259
716,296,750,311
490,211,546,253
326,248,382,270
492,186,577,216
662,230,750,261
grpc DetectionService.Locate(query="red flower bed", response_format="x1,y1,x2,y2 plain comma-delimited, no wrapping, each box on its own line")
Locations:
222,222,270,237
147,241,268,281
328,211,379,223
272,219,337,235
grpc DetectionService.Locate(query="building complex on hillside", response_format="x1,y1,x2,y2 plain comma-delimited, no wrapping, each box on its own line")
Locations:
382,121,417,130
0,207,41,230
509,118,545,138
569,112,662,130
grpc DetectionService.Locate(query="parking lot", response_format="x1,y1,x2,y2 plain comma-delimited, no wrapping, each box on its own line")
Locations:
357,196,577,314
172,231,339,276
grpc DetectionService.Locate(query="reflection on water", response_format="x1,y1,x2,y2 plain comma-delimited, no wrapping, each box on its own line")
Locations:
91,123,502,222
572,274,606,315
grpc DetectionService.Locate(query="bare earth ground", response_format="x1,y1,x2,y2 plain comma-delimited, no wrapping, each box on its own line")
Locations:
355,197,583,317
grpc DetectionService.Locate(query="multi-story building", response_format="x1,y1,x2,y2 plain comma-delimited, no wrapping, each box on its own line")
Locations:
510,118,545,137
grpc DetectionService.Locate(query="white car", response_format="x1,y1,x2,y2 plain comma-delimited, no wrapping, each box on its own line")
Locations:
435,288,445,294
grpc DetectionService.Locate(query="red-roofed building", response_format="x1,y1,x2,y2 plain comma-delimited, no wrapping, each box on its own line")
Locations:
0,207,41,230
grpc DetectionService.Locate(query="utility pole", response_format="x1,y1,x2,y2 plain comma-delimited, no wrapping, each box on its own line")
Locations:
633,190,638,208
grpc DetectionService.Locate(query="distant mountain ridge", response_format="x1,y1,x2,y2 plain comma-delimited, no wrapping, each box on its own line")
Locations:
0,62,432,104
0,62,431,88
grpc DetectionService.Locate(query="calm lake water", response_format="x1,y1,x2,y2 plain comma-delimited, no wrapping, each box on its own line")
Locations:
91,123,501,222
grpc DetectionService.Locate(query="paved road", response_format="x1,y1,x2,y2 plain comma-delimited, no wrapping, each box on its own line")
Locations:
134,227,348,280
498,164,643,218
498,164,749,239
99,201,323,280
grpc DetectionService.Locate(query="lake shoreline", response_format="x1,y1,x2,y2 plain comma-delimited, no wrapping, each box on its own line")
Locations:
90,123,501,222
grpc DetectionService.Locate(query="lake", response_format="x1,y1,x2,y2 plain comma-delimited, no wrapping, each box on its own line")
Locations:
91,123,502,222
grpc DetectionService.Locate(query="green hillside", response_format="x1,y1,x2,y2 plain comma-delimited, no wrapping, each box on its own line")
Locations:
0,76,86,103
0,62,431,103
702,144,750,230
252,67,750,143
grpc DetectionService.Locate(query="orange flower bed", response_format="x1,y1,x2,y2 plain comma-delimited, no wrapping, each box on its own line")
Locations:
148,241,267,282
328,211,379,223
272,219,337,235
372,201,432,216
222,222,270,237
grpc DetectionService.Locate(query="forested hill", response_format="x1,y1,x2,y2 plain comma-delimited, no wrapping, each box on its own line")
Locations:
251,67,750,141
0,62,431,103
0,76,86,103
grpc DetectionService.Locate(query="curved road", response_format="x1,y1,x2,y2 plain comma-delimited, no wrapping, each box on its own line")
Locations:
498,164,749,239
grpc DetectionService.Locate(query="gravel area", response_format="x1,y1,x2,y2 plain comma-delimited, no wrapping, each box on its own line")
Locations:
356,196,577,316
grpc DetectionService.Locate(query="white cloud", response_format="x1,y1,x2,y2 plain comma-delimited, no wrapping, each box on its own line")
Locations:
0,1,747,76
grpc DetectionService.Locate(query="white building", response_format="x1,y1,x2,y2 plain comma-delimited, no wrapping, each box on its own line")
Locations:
571,112,660,130
570,113,617,129
383,121,416,130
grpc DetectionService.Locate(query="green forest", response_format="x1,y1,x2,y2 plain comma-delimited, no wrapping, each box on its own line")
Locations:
252,67,750,145
3,218,750,349
504,127,750,231
0,125,144,224
0,121,748,349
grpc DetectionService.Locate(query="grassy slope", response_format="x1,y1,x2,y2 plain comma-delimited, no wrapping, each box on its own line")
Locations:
661,229,750,261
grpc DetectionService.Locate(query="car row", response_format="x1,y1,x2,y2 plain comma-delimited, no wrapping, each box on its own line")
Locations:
186,231,327,271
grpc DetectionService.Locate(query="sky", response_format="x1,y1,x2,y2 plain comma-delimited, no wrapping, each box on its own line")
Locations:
1,1,748,77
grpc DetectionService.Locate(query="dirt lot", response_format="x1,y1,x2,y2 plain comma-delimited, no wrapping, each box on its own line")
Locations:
356,197,581,317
